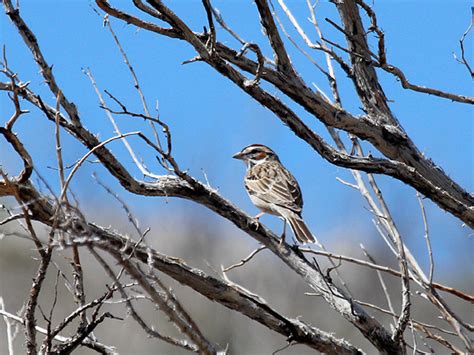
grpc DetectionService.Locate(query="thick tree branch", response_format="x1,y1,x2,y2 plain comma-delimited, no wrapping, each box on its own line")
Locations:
96,235,364,354
0,179,364,354
333,0,393,123
2,1,472,352
0,170,397,354
91,0,474,228
254,0,295,75
3,0,81,123
90,248,201,353
107,255,217,355
355,0,474,104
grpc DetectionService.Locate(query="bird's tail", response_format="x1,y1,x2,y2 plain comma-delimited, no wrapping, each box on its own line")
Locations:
287,215,315,244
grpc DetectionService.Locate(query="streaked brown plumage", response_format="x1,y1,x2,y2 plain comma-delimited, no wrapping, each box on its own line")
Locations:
233,144,315,244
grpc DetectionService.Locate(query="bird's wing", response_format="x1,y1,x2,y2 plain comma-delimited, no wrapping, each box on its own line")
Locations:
245,162,303,213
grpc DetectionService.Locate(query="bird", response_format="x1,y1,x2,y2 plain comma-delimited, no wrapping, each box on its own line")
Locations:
233,144,315,245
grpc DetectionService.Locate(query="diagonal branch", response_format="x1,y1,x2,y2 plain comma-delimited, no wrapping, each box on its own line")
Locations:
89,248,200,353
0,308,116,354
80,228,364,355
3,172,398,353
3,0,81,123
91,0,474,228
455,7,474,79
381,63,474,104
254,0,295,75
333,0,393,122
2,1,472,352
108,255,217,354
0,177,364,354
355,0,473,104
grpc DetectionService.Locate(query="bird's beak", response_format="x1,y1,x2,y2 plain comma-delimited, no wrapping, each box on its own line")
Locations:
232,151,245,160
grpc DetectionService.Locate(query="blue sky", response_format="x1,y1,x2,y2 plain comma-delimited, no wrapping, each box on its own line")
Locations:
1,1,472,278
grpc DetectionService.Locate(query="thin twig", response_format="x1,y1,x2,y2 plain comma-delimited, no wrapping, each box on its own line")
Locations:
356,0,386,65
89,248,199,352
42,270,60,353
202,0,216,53
353,300,458,338
54,91,66,195
254,0,296,75
84,68,163,179
103,18,165,155
109,252,217,354
300,248,473,303
237,42,266,85
416,193,434,284
381,63,474,104
59,132,140,201
0,309,116,354
0,297,15,355
360,244,397,328
454,7,474,79
211,6,245,45
223,245,266,272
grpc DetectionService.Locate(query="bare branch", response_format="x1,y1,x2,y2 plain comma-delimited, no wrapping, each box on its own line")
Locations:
24,246,52,354
211,6,245,46
223,245,267,272
47,292,108,343
90,0,474,227
51,311,115,354
301,247,473,303
353,300,463,353
381,63,474,104
80,231,365,354
102,18,165,155
3,0,81,122
454,7,474,79
84,68,163,179
89,248,200,353
254,0,295,74
417,193,434,284
0,297,15,355
59,132,141,201
0,308,116,354
202,0,216,53
2,1,472,352
359,244,397,326
354,0,473,104
0,64,33,184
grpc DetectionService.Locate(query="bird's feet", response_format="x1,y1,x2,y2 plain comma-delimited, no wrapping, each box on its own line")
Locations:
279,232,286,247
250,212,265,230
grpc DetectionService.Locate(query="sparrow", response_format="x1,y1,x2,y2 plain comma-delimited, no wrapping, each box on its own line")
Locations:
233,144,315,244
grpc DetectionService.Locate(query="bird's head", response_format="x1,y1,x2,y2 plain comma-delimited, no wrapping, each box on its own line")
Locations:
233,144,278,166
